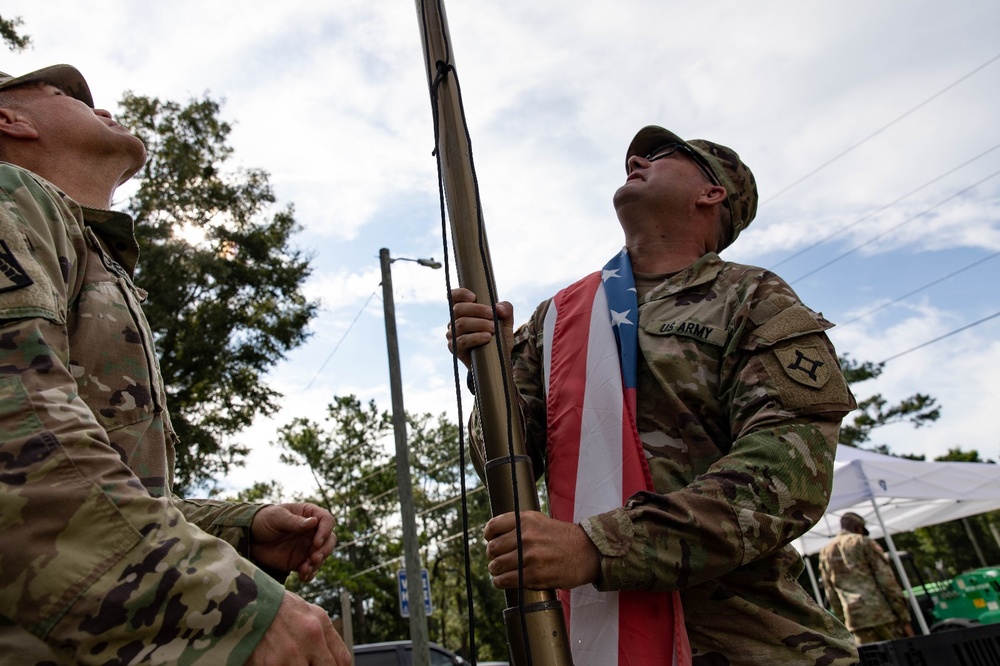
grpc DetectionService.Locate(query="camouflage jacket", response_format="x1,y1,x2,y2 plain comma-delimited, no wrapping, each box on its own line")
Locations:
819,531,910,631
0,164,285,665
475,252,859,665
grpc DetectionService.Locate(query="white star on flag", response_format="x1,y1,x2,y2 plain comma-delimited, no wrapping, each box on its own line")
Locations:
602,268,621,282
611,309,633,327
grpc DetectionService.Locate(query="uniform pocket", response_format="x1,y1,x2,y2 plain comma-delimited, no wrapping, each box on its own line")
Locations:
69,229,164,433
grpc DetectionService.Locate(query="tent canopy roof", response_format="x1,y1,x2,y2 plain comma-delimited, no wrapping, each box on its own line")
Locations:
795,446,1000,556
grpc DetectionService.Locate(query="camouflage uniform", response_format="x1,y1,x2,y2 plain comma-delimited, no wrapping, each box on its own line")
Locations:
0,164,286,665
819,531,911,645
476,252,859,665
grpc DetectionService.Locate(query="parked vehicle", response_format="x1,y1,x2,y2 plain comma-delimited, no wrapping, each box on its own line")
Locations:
353,640,467,666
903,561,1000,632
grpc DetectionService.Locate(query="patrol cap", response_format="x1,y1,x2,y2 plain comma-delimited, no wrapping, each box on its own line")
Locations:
841,511,869,536
0,64,93,108
625,125,757,251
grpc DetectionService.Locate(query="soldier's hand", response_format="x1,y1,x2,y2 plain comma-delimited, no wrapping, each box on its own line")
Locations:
250,503,337,583
248,591,351,665
446,287,515,369
483,511,600,591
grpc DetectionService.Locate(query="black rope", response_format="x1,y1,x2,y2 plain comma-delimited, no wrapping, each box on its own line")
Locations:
419,1,534,662
418,3,478,662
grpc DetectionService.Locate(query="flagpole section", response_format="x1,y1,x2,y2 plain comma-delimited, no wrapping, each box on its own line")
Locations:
412,0,573,664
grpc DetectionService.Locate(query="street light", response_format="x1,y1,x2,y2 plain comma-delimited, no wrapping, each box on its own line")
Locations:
379,248,440,666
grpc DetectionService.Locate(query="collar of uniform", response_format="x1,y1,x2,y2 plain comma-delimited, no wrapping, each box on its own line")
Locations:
639,252,724,303
80,205,140,276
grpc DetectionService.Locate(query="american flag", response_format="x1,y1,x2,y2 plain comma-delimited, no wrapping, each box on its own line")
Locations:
542,248,689,666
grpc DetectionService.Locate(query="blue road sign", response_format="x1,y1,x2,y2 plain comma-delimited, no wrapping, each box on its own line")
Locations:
398,568,432,618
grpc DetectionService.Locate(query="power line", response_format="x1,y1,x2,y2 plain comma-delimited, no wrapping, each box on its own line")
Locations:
771,142,1000,270
303,288,378,391
762,51,1000,206
340,456,471,517
837,251,1000,328
345,522,488,581
879,310,1000,364
334,483,487,553
790,167,1000,283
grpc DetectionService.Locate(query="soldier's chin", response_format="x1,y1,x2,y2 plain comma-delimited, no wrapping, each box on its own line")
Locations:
118,145,148,186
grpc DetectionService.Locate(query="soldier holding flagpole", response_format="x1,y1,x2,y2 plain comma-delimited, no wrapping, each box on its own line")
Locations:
448,125,859,664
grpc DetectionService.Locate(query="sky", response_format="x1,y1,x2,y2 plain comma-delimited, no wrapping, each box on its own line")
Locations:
5,0,1000,497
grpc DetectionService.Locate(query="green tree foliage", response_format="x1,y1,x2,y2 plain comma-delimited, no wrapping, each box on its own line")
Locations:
838,355,940,450
274,395,509,660
118,93,316,492
0,14,30,52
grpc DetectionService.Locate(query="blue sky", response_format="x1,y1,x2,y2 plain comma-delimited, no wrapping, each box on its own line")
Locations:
5,0,999,494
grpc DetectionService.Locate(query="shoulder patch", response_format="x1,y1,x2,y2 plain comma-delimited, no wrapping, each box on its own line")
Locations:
774,342,830,388
0,239,34,294
758,334,854,413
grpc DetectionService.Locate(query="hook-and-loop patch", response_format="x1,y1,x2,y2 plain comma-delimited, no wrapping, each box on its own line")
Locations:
0,239,34,294
773,342,831,389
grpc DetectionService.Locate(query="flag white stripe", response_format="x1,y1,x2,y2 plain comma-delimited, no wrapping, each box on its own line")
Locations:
546,285,623,665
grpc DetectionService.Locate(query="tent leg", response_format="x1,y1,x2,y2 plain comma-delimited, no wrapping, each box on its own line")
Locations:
962,517,988,568
870,499,930,635
801,545,823,605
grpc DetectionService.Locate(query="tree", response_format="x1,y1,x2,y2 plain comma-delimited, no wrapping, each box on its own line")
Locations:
0,14,30,52
118,93,316,492
838,355,940,451
274,395,509,660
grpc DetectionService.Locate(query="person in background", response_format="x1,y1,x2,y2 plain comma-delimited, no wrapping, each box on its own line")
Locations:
0,64,350,665
819,512,914,645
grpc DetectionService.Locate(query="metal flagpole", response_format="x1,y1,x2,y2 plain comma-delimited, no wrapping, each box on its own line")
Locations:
411,1,572,664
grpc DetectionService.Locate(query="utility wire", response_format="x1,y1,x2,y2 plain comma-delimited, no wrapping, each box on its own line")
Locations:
771,142,1000,270
304,289,378,391
334,483,487,552
340,522,489,582
762,51,1000,207
790,167,1000,283
879,311,1000,364
340,456,472,516
837,251,1000,327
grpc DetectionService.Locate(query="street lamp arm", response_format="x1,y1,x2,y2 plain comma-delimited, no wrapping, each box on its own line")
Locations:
384,253,443,270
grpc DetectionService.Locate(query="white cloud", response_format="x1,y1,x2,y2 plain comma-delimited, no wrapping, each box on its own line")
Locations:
6,0,999,489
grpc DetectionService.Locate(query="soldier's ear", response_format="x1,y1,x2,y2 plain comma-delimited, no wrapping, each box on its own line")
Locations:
0,108,39,140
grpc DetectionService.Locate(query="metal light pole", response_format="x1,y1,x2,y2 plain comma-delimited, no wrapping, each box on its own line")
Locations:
379,248,441,666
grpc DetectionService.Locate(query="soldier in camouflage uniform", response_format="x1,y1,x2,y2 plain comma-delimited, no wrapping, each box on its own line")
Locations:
819,512,913,645
0,65,351,665
448,125,860,664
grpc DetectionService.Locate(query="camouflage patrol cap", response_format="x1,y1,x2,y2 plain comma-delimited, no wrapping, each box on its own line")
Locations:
841,511,870,536
0,64,93,108
625,125,757,251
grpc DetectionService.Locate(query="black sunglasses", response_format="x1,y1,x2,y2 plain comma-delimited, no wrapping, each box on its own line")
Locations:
636,143,720,187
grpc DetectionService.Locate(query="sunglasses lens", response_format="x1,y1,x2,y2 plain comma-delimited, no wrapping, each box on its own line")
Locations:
647,144,680,161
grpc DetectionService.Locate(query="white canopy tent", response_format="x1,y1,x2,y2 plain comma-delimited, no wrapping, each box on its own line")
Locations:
793,446,1000,634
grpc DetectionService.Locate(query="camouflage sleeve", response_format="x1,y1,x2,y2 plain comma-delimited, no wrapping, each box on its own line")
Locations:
175,498,293,581
0,180,285,663
467,298,551,482
174,497,264,555
583,418,843,591
0,318,287,663
582,294,855,592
